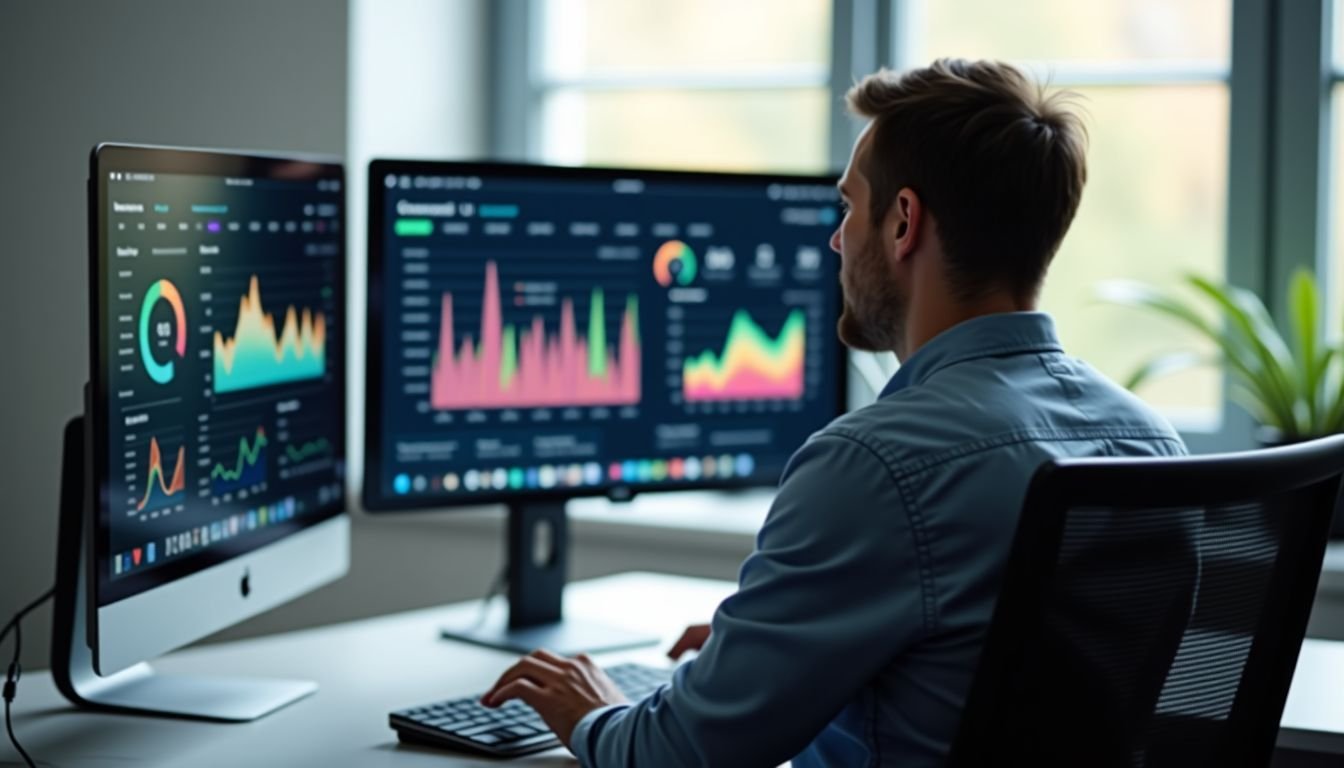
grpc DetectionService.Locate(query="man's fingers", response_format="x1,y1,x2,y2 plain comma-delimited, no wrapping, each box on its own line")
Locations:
531,648,571,668
667,625,710,659
483,677,547,709
667,633,693,659
481,656,566,703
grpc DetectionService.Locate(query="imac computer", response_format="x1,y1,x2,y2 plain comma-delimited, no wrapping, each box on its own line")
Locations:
51,144,349,721
363,160,845,654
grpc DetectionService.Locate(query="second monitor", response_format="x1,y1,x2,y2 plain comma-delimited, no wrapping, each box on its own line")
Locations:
364,161,845,652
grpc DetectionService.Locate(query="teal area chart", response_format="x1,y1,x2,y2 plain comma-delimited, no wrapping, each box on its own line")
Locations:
212,275,327,393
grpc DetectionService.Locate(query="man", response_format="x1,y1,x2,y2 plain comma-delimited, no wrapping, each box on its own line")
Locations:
481,58,1186,767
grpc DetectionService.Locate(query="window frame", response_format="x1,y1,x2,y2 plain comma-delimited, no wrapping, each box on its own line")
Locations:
1326,1,1344,340
490,0,834,164
490,0,1334,454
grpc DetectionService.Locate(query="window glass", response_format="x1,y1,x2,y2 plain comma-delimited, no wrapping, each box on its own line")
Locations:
539,0,831,78
1334,3,1344,72
539,88,830,172
912,0,1230,65
534,0,1233,425
534,0,832,172
1043,86,1228,423
1329,83,1344,338
1329,3,1344,340
906,1,1231,426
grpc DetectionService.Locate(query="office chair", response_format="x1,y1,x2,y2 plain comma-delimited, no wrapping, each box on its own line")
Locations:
947,436,1344,768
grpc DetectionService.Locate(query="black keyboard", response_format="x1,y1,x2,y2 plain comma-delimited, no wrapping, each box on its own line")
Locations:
390,662,673,757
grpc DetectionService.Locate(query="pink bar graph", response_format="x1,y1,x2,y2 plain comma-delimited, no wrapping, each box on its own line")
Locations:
430,261,641,409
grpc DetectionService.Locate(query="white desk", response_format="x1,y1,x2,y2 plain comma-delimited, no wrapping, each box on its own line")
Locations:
2,572,1342,767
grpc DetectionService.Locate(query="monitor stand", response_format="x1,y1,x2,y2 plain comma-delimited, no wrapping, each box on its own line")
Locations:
440,500,658,656
51,414,316,721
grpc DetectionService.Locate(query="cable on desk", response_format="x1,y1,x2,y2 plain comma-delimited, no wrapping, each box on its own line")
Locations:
465,564,509,632
3,586,55,768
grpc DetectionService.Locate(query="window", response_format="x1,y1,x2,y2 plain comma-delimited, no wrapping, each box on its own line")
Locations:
532,0,832,173
520,1,1234,427
513,1,1283,436
901,0,1232,429
1331,2,1344,333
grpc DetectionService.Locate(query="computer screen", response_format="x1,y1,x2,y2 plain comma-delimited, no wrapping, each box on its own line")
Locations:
90,145,347,620
364,161,844,510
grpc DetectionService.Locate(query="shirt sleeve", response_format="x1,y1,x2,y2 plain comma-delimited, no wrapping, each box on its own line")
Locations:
575,432,929,768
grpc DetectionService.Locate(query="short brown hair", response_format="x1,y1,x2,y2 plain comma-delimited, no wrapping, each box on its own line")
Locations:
846,59,1088,301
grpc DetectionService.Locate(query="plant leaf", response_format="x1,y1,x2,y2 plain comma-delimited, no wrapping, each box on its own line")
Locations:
1186,275,1302,434
1099,277,1299,432
1287,269,1322,429
1321,346,1344,434
1123,351,1209,391
1230,383,1282,431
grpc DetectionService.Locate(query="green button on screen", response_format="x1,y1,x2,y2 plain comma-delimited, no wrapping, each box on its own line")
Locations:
394,218,433,236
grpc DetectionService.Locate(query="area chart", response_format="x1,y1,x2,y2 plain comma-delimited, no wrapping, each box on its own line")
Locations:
136,436,187,512
683,309,806,401
213,275,327,393
430,260,640,409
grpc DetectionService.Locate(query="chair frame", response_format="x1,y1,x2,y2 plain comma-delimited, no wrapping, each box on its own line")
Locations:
948,436,1344,767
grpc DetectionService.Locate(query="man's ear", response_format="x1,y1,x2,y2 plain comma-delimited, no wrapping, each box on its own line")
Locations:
891,187,922,263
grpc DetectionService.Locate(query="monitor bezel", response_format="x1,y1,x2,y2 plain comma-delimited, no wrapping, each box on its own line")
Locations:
88,143,350,671
363,158,848,513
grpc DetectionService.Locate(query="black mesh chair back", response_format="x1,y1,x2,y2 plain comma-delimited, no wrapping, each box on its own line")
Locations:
948,436,1344,768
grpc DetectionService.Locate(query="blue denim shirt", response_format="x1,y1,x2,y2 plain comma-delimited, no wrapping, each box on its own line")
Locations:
572,312,1187,768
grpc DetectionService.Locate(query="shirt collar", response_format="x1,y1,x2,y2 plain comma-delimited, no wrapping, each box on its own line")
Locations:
878,312,1063,399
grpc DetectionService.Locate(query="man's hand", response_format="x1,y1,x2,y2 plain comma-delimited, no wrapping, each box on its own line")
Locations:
480,649,628,749
667,623,711,660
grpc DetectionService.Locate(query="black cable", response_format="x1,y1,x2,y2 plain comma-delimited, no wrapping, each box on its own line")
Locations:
5,622,35,768
3,587,54,768
483,564,508,604
466,564,509,631
0,588,54,650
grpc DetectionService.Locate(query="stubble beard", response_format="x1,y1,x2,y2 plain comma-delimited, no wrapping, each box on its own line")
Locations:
837,238,904,353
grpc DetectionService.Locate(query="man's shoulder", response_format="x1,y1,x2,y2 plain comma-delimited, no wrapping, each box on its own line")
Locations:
813,356,1184,469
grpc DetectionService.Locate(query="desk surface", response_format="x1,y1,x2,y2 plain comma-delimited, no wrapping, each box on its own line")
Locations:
3,571,1342,767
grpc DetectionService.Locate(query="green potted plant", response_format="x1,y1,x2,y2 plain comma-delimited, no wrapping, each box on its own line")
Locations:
1101,268,1344,537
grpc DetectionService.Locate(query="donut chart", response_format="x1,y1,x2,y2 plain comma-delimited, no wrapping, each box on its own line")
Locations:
139,278,188,385
653,240,697,287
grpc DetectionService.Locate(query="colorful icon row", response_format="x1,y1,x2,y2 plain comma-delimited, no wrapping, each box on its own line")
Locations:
114,497,299,577
392,453,757,496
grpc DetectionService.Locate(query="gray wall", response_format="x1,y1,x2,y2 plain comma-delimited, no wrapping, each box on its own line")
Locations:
0,0,349,671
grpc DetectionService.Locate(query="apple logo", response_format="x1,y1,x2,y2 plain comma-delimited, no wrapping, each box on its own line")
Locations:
240,569,251,598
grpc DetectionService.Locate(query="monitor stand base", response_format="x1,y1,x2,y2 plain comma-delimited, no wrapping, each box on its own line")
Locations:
51,412,316,722
58,662,316,721
441,615,658,657
440,500,658,656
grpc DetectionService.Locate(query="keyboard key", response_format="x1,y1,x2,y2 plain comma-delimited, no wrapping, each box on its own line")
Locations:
511,733,562,749
391,662,672,757
472,733,501,745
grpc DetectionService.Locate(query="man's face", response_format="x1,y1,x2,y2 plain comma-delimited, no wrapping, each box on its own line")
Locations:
831,125,905,353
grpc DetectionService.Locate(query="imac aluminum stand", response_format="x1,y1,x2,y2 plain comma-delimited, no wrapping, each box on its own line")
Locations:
440,501,657,656
51,415,316,721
